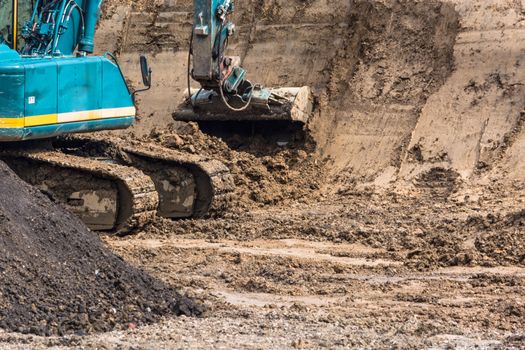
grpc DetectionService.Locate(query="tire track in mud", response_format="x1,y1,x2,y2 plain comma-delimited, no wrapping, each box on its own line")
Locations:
111,238,404,268
102,233,525,348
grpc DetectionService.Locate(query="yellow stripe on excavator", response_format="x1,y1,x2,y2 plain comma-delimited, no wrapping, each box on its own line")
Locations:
0,107,136,129
25,114,58,127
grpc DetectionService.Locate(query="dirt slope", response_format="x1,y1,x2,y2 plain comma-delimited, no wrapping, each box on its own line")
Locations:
398,0,525,187
0,161,201,336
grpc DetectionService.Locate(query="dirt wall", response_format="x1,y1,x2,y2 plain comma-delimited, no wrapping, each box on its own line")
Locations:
96,0,525,198
398,0,525,192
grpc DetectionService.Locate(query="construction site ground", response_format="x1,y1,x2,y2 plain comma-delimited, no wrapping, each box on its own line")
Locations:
0,0,524,349
1,179,524,348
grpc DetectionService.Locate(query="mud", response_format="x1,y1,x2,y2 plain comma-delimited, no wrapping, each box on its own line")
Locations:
150,191,525,269
141,123,324,208
0,161,202,336
2,0,525,348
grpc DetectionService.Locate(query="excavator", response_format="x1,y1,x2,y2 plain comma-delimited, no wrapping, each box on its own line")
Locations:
0,0,311,233
0,0,233,233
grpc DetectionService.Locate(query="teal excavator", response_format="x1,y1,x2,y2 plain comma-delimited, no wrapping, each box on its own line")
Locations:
0,0,233,233
0,0,311,232
0,0,136,140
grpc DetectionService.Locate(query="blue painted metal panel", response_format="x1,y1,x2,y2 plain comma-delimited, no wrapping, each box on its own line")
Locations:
0,71,24,119
0,48,24,122
24,59,58,117
0,44,20,61
0,43,135,142
58,57,102,113
101,58,134,109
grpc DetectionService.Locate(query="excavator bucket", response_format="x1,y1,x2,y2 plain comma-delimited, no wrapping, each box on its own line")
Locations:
180,0,313,126
175,86,313,125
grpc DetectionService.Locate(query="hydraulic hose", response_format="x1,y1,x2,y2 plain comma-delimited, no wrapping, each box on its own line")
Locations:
216,21,253,112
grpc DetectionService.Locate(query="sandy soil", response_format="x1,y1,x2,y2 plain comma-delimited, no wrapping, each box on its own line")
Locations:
1,0,524,348
1,195,524,348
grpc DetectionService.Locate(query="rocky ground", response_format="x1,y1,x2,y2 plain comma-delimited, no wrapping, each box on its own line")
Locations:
0,190,524,349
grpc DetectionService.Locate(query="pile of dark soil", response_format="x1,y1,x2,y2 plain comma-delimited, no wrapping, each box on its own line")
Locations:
0,161,203,336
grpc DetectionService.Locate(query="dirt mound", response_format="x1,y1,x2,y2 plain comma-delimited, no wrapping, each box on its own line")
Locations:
469,210,525,265
0,161,203,336
141,123,324,208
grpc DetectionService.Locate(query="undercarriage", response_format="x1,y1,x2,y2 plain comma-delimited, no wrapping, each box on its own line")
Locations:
1,137,234,233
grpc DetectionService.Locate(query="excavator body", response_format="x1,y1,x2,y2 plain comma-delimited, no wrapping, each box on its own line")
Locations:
175,0,313,125
0,0,135,141
0,49,135,141
0,0,233,233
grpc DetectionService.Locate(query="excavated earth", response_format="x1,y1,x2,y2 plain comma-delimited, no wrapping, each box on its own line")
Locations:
1,0,524,348
0,162,203,337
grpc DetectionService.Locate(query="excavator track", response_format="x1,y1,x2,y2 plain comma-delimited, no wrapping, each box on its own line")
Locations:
55,136,235,218
0,137,234,233
119,142,234,217
0,148,159,233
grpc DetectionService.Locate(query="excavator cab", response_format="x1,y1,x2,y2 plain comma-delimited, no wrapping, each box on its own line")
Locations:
0,0,138,141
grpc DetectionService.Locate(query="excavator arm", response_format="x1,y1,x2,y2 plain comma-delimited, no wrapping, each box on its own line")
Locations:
0,0,102,55
176,0,313,124
20,0,101,56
